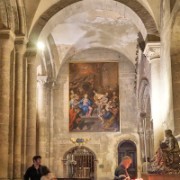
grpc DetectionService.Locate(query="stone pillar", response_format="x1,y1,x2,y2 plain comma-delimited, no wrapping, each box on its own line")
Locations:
144,42,162,151
0,30,15,179
22,47,28,175
37,76,50,166
158,0,174,135
26,46,37,167
13,36,27,179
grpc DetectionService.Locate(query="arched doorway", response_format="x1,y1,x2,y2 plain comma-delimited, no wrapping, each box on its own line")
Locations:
63,146,97,179
118,140,137,178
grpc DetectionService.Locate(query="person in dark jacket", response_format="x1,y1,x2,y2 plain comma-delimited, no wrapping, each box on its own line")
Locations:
24,155,42,180
114,156,132,180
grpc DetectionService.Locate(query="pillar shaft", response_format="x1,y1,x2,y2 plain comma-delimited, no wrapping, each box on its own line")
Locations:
151,58,162,151
26,47,37,167
37,76,51,166
144,42,163,151
13,36,27,179
161,0,174,133
0,30,15,178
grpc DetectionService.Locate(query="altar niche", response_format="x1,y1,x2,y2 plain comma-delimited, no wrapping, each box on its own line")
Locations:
63,146,97,179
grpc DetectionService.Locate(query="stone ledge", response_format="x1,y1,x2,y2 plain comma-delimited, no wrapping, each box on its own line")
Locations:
142,173,180,180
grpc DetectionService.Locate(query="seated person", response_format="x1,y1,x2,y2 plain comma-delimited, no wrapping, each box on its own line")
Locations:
160,129,180,167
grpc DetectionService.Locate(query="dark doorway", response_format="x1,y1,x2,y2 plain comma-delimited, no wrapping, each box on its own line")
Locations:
118,140,137,179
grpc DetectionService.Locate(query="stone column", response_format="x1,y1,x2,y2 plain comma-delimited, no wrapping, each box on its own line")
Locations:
0,30,15,179
13,36,27,179
26,46,37,167
161,0,174,133
37,76,50,166
144,42,162,151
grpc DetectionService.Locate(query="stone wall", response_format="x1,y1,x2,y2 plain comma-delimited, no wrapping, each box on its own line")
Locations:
49,49,141,179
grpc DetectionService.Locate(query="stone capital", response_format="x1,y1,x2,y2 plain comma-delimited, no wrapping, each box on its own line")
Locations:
37,75,48,85
0,29,15,50
144,42,160,62
37,75,55,88
15,36,27,54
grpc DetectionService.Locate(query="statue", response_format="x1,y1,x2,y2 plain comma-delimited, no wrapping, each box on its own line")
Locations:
160,129,180,169
150,129,180,174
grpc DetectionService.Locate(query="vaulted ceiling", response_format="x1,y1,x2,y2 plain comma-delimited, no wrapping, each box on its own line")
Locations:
26,0,160,79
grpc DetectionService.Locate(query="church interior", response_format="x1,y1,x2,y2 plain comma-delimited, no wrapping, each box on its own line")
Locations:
0,0,180,179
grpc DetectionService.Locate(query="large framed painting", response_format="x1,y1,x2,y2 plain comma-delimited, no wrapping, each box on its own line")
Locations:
69,62,119,132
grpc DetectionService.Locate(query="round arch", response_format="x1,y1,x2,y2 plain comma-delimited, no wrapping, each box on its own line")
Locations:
29,0,159,44
63,146,97,159
0,0,15,31
115,134,139,162
0,0,26,34
118,140,137,178
55,47,134,84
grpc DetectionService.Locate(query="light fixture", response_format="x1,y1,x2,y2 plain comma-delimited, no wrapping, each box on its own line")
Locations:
37,41,45,50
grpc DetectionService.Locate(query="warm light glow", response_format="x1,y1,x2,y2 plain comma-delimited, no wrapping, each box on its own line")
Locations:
37,41,45,50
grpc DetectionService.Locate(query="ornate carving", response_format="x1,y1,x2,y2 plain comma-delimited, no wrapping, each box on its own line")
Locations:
70,138,91,146
134,43,139,93
144,42,160,61
37,76,48,85
37,75,55,88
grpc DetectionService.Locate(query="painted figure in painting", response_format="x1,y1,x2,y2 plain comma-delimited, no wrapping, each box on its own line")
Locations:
79,94,93,117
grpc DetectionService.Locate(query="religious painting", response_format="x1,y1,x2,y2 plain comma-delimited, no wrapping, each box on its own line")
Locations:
69,62,119,132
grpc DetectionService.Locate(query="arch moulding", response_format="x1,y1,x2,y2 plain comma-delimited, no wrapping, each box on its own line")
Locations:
29,0,159,44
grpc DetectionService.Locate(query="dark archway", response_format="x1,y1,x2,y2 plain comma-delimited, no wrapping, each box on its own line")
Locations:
118,140,137,179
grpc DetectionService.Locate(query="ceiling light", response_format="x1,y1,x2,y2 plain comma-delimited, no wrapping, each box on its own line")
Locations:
37,41,45,50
